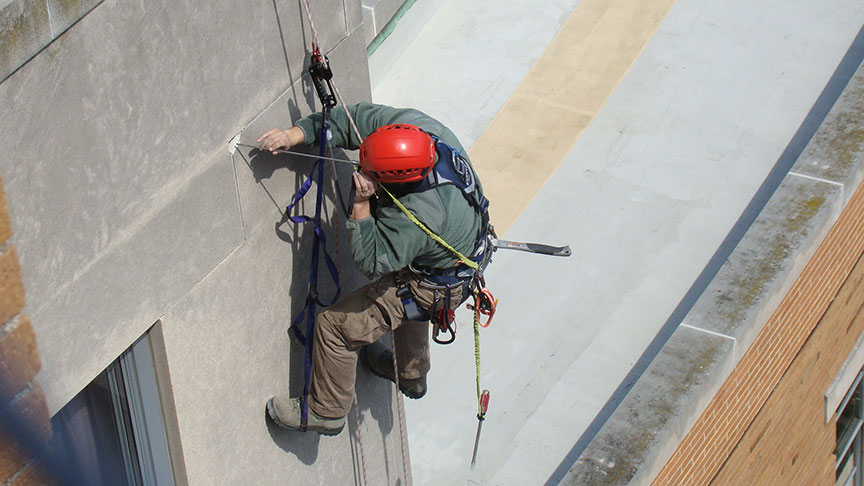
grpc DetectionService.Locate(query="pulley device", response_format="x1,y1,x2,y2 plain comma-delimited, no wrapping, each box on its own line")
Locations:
309,48,337,113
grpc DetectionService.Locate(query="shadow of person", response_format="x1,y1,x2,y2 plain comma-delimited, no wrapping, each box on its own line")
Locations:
242,143,319,184
245,141,359,467
247,149,285,183
344,352,398,484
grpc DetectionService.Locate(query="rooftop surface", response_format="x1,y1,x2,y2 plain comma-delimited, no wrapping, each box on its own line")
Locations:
370,0,864,484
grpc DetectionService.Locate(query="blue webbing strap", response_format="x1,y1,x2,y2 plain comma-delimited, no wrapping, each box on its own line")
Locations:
285,116,342,430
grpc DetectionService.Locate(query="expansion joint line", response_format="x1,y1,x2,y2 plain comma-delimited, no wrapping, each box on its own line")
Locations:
788,171,844,187
680,322,736,342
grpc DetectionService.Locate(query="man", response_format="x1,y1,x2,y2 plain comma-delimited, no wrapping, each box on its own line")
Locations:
259,102,489,436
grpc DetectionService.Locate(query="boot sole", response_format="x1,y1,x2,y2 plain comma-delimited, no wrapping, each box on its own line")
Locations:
266,398,344,437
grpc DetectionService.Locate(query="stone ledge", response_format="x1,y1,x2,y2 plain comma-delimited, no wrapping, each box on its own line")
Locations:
361,0,406,46
0,0,51,81
1,0,103,82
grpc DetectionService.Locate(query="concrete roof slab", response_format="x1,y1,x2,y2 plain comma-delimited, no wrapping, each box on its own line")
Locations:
371,0,864,484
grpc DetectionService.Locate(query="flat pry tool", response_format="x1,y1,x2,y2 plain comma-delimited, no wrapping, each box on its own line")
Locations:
471,390,491,470
490,238,571,257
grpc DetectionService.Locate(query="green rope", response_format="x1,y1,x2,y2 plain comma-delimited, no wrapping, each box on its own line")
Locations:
474,304,482,413
379,184,484,412
379,185,479,270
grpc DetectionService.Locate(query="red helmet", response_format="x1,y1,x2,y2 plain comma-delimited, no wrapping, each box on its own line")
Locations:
359,124,435,183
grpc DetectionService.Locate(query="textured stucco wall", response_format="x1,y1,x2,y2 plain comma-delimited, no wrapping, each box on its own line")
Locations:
0,1,410,484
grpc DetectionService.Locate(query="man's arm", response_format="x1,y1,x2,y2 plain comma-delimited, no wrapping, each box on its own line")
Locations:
256,102,455,153
256,126,306,154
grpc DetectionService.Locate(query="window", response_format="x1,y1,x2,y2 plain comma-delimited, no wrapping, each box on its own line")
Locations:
50,330,175,485
836,371,864,486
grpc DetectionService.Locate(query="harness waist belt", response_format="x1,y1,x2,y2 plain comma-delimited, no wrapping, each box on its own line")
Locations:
397,281,430,322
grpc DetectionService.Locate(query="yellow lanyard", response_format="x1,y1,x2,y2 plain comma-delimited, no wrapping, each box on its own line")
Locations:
378,185,479,270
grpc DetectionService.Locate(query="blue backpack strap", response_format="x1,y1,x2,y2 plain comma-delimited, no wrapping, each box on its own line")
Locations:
421,135,489,216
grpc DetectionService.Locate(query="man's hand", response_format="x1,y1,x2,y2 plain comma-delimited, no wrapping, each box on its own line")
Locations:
257,126,305,155
351,171,378,220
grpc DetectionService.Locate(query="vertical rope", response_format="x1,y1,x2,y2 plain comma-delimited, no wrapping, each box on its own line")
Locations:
293,7,405,479
474,304,482,413
390,332,411,486
332,83,364,145
325,163,342,275
351,396,369,485
300,0,321,51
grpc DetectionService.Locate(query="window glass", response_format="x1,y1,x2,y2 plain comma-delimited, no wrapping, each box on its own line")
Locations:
836,372,864,485
837,387,862,456
51,371,135,484
50,331,174,485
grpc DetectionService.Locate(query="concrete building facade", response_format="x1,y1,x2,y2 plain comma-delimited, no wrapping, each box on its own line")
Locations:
1,0,413,484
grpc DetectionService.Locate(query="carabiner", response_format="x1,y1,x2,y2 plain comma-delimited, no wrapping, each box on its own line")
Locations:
432,311,456,345
468,288,496,328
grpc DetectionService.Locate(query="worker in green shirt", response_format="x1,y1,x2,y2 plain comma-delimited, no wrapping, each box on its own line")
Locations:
259,102,491,436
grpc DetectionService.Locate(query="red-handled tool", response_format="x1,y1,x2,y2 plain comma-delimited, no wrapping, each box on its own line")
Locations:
471,390,491,470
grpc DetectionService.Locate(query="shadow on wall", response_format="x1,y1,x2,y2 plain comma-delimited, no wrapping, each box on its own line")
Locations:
0,405,84,485
239,135,402,474
233,1,407,468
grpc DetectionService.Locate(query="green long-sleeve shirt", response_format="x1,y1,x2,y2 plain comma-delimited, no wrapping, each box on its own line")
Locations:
294,102,484,280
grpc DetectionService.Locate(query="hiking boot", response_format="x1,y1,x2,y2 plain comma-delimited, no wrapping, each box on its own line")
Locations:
266,395,345,436
360,345,427,399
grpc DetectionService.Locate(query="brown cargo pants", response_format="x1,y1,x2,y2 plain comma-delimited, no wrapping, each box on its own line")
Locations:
308,269,461,418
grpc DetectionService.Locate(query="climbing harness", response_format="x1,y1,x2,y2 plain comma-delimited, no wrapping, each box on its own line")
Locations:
375,135,498,463
378,132,496,345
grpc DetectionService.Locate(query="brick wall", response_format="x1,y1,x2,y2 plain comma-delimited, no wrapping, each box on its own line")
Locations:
0,176,55,485
651,179,864,485
707,251,864,484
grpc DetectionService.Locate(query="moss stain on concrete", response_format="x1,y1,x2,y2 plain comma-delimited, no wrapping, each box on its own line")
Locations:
811,77,864,181
0,2,51,79
719,192,827,334
53,0,97,26
574,338,723,485
830,125,864,172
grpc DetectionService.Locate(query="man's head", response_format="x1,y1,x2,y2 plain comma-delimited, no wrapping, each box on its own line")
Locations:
359,124,435,184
